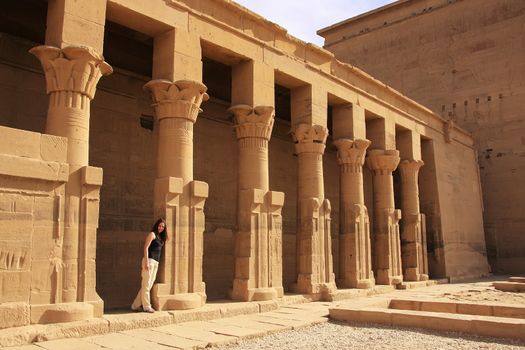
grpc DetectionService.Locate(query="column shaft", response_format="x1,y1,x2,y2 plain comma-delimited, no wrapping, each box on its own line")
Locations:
230,105,284,301
238,137,269,191
158,118,194,183
335,139,374,289
366,149,403,285
146,79,209,310
399,160,429,281
292,124,336,297
30,45,111,321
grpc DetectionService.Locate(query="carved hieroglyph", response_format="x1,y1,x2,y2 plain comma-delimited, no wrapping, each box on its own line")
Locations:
399,160,429,281
334,138,374,289
366,149,403,285
29,45,111,322
229,105,284,301
291,124,336,297
145,79,209,310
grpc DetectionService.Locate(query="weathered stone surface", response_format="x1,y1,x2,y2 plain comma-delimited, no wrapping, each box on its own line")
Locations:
320,0,517,276
0,0,492,338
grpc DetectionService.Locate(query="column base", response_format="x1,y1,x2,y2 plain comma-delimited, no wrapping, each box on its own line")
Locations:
30,300,103,325
337,277,375,289
152,282,206,310
291,276,337,300
404,268,429,282
153,292,206,311
376,270,403,285
230,282,284,302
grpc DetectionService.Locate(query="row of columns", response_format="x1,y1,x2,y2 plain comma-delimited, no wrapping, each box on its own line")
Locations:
30,43,429,316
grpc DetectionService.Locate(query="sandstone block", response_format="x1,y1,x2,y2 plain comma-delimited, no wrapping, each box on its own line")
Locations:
82,166,103,186
0,271,31,303
104,312,172,333
420,301,456,313
0,126,40,159
0,302,30,329
31,302,94,325
471,318,525,340
219,302,259,318
169,305,221,323
40,135,67,163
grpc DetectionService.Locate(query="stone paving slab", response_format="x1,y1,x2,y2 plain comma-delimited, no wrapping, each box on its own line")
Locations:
120,328,207,349
28,338,105,350
209,316,288,333
154,324,238,347
1,345,42,350
84,332,175,350
250,313,329,329
181,320,264,338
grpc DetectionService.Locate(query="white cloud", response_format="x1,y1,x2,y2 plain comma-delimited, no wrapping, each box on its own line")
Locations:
233,0,396,46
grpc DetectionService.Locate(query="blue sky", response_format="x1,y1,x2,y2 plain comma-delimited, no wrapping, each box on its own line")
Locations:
233,0,396,46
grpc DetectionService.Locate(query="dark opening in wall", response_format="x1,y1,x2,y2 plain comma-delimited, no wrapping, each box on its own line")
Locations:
103,21,153,77
0,0,47,44
202,57,232,103
274,84,291,122
327,105,333,137
140,114,154,131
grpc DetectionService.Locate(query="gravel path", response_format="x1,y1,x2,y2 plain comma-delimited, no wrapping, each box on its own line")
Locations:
211,321,525,350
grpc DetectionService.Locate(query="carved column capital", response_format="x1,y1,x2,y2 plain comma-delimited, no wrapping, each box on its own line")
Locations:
333,138,371,172
291,123,328,155
229,105,275,140
144,79,209,123
366,149,400,174
30,45,112,101
399,159,424,183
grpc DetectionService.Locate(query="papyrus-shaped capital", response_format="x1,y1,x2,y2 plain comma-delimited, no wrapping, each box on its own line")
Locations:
144,79,209,122
334,138,371,169
366,149,400,174
230,105,275,140
30,45,112,99
292,124,328,155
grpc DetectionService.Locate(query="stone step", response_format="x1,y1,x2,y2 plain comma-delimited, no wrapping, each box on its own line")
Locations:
493,281,525,292
509,277,525,283
329,305,525,340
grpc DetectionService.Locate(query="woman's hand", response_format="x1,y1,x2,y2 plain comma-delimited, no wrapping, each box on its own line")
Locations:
143,259,150,271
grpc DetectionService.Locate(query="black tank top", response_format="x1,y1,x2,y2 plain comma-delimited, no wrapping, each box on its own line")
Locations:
148,233,164,262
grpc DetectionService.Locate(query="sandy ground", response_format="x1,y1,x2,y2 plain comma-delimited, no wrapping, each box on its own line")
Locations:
211,321,525,350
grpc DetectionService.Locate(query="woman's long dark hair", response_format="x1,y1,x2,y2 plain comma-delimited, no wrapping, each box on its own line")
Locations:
151,218,168,242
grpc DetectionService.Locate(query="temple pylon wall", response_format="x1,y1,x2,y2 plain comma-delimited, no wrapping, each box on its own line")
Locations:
0,0,489,327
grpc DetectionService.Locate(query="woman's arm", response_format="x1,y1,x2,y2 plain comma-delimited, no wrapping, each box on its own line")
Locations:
142,232,155,270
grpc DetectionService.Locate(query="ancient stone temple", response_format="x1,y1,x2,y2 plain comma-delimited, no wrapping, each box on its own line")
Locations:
318,0,525,275
0,0,489,329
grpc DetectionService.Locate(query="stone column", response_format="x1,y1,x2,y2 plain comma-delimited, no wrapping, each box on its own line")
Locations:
291,124,336,297
399,160,429,281
366,149,403,285
145,79,209,310
229,105,284,301
29,45,112,321
334,138,374,289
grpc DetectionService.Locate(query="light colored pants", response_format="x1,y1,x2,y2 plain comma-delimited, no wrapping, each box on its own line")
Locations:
131,258,159,310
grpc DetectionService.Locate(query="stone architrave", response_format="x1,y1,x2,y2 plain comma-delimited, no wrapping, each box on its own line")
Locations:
145,79,209,310
334,138,374,289
366,149,403,285
29,45,112,321
291,124,336,297
229,105,285,301
399,160,429,281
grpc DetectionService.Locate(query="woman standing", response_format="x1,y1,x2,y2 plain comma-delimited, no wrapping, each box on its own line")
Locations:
131,218,167,313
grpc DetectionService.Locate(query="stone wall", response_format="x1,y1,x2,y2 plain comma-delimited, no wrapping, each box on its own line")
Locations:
320,0,525,273
0,126,68,328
